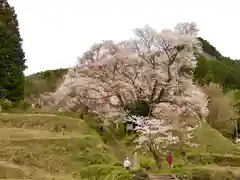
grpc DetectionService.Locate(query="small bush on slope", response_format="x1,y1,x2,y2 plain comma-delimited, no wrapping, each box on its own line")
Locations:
0,99,12,111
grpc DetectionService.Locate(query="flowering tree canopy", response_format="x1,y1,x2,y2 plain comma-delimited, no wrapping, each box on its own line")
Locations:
126,115,198,169
52,22,208,121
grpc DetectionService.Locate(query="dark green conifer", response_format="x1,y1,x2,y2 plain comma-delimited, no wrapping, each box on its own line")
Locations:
0,0,26,101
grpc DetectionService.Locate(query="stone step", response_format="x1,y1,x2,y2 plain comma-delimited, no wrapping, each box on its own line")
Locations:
149,174,175,180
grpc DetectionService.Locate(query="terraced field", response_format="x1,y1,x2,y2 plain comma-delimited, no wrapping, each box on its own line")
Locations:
0,113,126,180
1,113,240,180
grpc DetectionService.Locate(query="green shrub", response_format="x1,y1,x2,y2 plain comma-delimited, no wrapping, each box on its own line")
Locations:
139,155,155,171
78,164,132,180
187,153,240,166
73,152,119,166
0,99,12,111
178,167,238,180
211,153,240,166
18,100,31,110
186,153,214,165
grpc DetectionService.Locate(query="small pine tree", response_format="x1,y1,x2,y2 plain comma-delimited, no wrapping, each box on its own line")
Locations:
0,0,26,102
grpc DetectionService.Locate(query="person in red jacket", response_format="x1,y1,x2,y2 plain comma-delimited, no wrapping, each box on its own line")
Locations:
167,152,173,169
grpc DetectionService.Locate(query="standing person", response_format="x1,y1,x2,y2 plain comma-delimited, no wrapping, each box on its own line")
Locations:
100,125,104,133
99,125,107,143
167,152,173,169
123,157,131,170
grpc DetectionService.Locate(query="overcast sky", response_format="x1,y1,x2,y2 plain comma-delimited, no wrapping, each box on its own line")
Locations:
8,0,240,75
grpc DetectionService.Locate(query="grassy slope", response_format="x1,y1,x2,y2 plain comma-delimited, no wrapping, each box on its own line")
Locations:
0,113,239,179
119,122,240,179
148,123,240,179
0,113,130,180
193,123,240,154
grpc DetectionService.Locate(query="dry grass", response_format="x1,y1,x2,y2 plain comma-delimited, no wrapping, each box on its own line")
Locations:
0,161,29,179
0,127,81,140
0,113,91,134
203,84,236,138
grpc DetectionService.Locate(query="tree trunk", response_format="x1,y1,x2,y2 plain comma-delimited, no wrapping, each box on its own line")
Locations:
155,158,162,170
148,104,154,117
152,154,162,170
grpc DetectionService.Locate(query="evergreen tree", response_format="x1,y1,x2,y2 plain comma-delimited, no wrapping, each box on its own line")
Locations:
0,0,26,102
194,55,212,85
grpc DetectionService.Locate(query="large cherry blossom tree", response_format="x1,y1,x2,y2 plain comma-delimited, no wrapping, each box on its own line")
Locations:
51,22,209,169
52,22,208,120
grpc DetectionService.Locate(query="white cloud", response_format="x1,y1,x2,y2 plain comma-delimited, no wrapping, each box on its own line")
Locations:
8,0,240,75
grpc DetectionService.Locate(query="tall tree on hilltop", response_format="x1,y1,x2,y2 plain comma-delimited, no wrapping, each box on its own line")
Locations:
0,0,26,102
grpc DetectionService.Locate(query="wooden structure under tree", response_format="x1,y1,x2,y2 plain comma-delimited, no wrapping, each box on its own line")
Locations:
122,117,139,134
